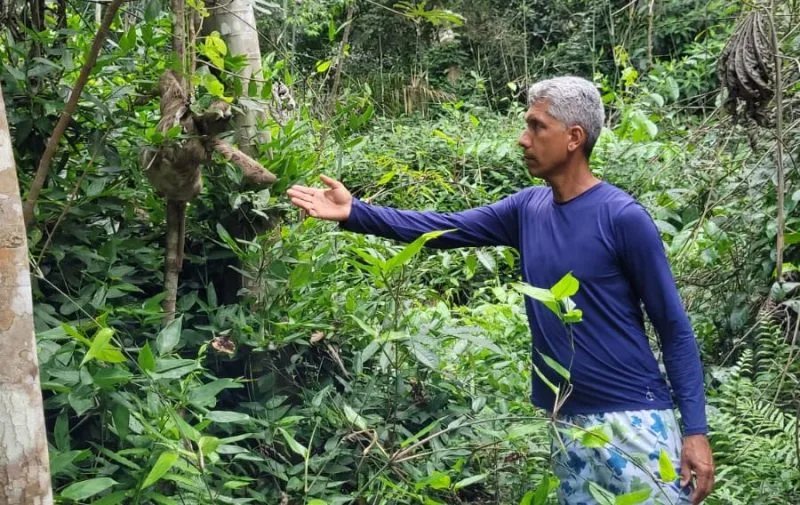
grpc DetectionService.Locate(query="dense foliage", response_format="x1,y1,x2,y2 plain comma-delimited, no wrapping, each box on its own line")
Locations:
1,0,800,504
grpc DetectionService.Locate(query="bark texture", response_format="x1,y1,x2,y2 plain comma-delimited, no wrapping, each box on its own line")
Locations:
0,83,53,505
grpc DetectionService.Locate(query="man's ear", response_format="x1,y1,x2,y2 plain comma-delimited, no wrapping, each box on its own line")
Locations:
567,125,586,153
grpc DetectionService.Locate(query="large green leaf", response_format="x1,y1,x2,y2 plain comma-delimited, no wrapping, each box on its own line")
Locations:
532,473,554,504
138,341,155,372
415,471,451,491
587,482,616,505
81,328,125,366
532,362,559,396
142,451,179,489
187,379,242,408
112,403,129,441
278,428,308,458
615,487,652,505
156,316,182,355
206,411,251,423
539,352,570,381
342,404,367,430
658,449,679,482
512,282,560,316
60,477,117,501
453,473,486,490
551,272,579,300
580,424,612,448
385,229,453,273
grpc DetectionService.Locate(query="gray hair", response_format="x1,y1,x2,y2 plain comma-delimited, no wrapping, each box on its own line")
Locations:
527,76,605,156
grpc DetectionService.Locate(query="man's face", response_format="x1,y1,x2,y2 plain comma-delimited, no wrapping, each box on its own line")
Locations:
518,100,571,179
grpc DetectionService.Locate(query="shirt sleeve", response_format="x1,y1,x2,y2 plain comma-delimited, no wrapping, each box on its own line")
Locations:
614,202,708,435
339,189,529,249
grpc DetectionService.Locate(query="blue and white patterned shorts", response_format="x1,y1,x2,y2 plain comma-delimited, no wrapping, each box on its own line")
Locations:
552,409,692,505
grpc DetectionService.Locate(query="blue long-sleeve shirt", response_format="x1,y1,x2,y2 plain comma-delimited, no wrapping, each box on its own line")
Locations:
341,181,708,435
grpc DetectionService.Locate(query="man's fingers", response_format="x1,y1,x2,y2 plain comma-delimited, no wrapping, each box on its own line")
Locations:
320,174,342,189
680,460,691,488
287,185,319,198
289,197,314,212
691,467,714,504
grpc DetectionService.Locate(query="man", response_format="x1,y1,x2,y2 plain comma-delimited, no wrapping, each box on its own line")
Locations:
287,76,714,504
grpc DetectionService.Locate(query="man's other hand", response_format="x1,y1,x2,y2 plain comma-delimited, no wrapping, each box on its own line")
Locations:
287,175,353,221
681,434,715,504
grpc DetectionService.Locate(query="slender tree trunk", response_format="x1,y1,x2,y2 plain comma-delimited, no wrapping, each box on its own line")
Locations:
205,0,273,301
0,83,53,504
204,0,268,153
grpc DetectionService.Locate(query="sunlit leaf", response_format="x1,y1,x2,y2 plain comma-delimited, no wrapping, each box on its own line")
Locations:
580,424,612,448
142,452,179,488
616,487,652,505
658,449,679,482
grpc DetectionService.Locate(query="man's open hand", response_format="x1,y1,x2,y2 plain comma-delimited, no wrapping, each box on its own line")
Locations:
286,175,353,222
681,434,715,504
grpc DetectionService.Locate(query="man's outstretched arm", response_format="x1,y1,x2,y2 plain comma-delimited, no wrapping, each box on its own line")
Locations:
287,175,526,249
614,202,715,504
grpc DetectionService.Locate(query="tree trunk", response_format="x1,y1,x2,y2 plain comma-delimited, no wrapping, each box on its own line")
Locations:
205,0,273,302
204,0,268,153
0,83,53,504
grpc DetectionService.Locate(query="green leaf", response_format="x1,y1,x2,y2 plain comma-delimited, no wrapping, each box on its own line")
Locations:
539,352,570,381
520,490,535,505
119,27,137,52
409,340,440,370
198,436,221,455
308,500,327,505
415,471,450,491
138,341,155,372
203,73,225,98
187,379,242,408
342,404,367,430
81,328,125,366
532,363,560,396
206,411,251,423
156,316,182,355
63,323,92,347
580,424,612,448
142,452,179,488
615,487,652,505
93,367,132,388
588,482,616,505
90,490,129,505
385,229,452,273
60,477,117,501
50,450,86,477
144,0,160,22
202,31,227,69
453,473,486,490
289,263,313,290
531,473,554,505
55,412,70,451
316,60,332,73
475,249,495,272
512,282,559,316
551,272,579,300
658,448,678,482
112,403,129,441
278,428,308,458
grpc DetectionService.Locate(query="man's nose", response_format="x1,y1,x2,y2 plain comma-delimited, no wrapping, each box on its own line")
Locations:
518,132,528,148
